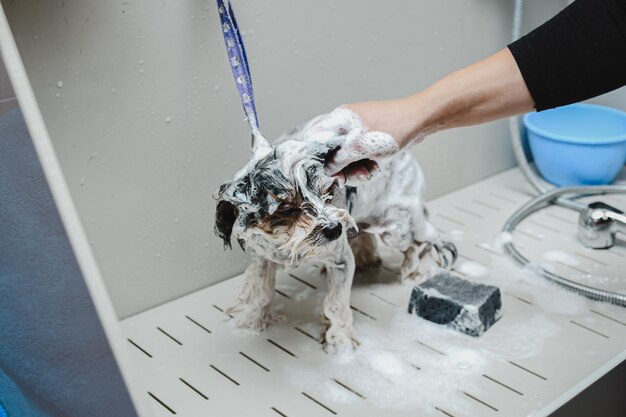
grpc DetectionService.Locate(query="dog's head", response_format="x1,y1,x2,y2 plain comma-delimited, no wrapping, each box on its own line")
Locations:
213,133,357,263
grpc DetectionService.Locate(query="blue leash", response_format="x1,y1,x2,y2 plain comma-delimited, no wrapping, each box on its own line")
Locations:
217,0,262,139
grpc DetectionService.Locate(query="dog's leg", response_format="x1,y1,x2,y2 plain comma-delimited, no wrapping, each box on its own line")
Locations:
226,257,282,332
322,245,359,352
380,205,442,282
350,232,382,270
401,240,439,282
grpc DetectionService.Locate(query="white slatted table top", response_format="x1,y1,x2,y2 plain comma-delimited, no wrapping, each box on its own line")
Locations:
121,168,626,417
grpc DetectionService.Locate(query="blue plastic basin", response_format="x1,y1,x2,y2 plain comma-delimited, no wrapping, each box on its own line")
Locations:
524,103,626,186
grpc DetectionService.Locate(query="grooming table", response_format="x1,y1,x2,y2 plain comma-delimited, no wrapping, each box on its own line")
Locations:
122,168,626,417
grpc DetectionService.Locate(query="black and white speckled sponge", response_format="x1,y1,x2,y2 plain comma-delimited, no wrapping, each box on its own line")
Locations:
408,272,502,337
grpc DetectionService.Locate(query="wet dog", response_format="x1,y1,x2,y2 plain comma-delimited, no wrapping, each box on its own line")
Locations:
214,110,456,352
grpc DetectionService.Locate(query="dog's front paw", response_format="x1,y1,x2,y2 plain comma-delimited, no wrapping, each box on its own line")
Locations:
402,255,439,282
322,326,360,353
401,242,440,282
226,304,284,333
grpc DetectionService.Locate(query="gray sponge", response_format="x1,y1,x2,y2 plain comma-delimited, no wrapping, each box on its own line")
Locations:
408,272,502,337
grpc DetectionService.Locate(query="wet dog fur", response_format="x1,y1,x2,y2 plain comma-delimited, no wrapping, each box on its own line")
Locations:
214,115,456,352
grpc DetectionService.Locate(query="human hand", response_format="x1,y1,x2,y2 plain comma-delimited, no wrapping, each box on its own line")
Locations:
303,105,408,186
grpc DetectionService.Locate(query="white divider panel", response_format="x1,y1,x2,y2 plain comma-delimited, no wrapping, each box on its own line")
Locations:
122,168,626,417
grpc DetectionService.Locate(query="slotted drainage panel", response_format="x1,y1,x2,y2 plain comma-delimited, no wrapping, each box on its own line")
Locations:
122,168,626,417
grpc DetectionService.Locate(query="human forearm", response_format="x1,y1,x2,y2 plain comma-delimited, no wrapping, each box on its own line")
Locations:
345,48,534,148
319,0,626,179
318,48,534,178
408,48,533,143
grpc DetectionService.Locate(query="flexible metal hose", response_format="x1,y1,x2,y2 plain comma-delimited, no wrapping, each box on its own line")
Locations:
505,0,626,306
502,186,626,306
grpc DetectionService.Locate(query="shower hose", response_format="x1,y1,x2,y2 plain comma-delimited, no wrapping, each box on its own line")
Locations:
504,0,626,307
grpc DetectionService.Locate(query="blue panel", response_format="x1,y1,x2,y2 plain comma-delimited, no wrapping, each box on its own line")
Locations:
0,109,138,417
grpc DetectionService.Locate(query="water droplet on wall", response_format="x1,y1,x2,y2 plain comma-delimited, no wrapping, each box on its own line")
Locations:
165,116,172,123
57,80,63,88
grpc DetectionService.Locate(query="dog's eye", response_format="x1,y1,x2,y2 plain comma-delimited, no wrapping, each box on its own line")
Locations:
278,206,301,217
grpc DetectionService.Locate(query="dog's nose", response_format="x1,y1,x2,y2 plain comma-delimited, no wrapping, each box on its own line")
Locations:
322,222,343,241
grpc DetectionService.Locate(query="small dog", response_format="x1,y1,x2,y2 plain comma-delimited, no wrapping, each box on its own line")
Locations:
214,111,456,352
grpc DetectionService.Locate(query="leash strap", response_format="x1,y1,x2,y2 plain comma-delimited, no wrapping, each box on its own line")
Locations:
217,0,261,137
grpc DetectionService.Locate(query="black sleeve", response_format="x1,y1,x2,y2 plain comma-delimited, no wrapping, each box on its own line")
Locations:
508,0,626,111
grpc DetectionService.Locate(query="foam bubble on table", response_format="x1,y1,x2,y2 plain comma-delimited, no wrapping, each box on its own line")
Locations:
456,261,490,278
543,250,581,267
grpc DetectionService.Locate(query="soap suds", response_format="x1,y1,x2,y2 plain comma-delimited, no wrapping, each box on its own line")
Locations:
478,256,590,316
281,242,604,413
542,250,580,267
286,314,490,413
495,231,513,250
304,107,401,177
476,231,514,255
450,229,464,242
456,260,489,278
367,350,407,376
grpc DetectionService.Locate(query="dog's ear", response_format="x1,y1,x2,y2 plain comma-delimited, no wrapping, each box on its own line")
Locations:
214,179,247,250
214,200,238,250
251,133,272,161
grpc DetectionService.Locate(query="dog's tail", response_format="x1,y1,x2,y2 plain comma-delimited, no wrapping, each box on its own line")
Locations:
434,241,458,270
